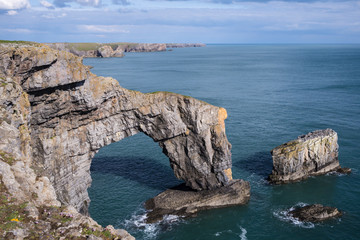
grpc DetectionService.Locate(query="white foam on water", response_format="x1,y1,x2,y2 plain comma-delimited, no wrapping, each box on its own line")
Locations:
238,225,248,240
326,171,348,177
123,209,183,240
213,229,233,237
273,202,315,229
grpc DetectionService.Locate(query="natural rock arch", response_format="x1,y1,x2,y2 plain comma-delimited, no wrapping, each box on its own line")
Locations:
2,45,233,214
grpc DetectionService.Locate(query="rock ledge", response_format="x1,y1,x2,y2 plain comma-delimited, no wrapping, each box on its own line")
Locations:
145,179,250,223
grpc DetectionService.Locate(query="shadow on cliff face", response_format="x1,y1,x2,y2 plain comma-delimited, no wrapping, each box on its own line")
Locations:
233,151,273,179
90,156,183,191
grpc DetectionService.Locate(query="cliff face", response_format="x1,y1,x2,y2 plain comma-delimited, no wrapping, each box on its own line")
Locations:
45,43,168,58
45,42,206,58
269,129,342,183
0,43,234,220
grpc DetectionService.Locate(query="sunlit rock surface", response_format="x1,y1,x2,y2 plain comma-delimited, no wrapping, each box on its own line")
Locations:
0,43,245,220
269,129,349,183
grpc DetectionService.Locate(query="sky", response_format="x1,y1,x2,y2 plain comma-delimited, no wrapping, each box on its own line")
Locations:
0,0,360,43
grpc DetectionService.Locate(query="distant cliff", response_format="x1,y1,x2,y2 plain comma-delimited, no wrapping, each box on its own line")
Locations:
166,43,206,48
45,42,206,58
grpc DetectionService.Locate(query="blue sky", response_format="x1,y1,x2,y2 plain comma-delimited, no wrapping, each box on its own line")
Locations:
1,0,359,43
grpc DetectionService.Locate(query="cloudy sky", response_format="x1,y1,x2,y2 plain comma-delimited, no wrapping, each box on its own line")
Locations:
1,0,359,43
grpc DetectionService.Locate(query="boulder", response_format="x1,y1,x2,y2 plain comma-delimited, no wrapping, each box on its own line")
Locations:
289,204,342,222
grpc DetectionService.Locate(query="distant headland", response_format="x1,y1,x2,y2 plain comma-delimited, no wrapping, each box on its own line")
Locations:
45,42,206,58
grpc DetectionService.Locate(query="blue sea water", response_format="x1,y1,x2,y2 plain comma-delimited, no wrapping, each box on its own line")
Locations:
84,45,360,240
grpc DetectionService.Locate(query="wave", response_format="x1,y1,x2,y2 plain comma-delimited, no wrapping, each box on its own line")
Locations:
214,226,247,239
238,225,248,240
273,202,315,229
123,208,183,239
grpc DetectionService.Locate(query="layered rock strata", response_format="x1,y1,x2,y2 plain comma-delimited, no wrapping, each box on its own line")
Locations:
145,179,250,223
0,43,244,224
289,204,342,222
45,42,206,58
0,69,133,239
269,129,348,184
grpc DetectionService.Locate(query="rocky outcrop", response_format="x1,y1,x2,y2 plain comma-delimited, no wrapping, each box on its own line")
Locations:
269,129,349,184
289,204,342,222
166,43,206,48
119,43,166,52
0,43,245,228
45,42,205,58
0,71,133,239
46,42,125,58
145,179,250,223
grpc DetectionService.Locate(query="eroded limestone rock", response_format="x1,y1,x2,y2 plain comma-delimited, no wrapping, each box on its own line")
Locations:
145,179,250,223
269,129,349,184
0,75,133,239
0,44,240,217
289,204,342,222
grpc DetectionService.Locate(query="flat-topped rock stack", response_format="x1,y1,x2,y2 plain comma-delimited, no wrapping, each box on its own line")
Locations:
269,129,350,184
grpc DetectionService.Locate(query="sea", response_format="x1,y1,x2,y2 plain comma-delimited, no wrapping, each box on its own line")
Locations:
83,45,360,240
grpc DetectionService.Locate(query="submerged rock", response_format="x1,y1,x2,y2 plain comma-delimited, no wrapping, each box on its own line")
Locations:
289,204,342,222
269,129,350,184
336,167,352,174
145,179,250,223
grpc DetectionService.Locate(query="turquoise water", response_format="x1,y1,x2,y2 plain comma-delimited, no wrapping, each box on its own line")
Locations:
84,45,360,240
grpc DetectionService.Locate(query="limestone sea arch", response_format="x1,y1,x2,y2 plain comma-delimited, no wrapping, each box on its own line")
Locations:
0,43,238,214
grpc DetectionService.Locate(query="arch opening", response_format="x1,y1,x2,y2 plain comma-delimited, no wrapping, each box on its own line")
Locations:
88,132,182,227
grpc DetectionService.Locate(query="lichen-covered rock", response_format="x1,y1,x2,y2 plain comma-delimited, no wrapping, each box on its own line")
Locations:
0,44,243,220
0,75,132,239
289,204,342,222
269,129,348,184
145,179,250,223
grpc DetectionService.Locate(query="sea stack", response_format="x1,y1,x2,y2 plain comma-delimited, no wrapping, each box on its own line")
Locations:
269,129,349,184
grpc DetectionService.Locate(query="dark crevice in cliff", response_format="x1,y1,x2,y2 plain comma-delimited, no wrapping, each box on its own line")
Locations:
20,59,58,81
28,80,86,99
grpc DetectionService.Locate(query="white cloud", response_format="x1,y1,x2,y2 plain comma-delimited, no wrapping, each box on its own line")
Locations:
79,25,130,33
77,0,101,6
4,28,32,33
7,10,18,15
41,13,67,19
0,0,30,10
40,0,54,8
53,0,101,7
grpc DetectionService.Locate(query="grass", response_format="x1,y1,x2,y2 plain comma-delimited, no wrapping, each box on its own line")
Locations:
81,224,116,239
67,42,101,51
0,181,28,233
0,40,36,45
0,151,15,165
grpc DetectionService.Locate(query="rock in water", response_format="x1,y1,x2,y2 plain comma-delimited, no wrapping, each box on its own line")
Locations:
145,179,250,223
289,204,342,222
269,129,350,184
336,167,352,174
